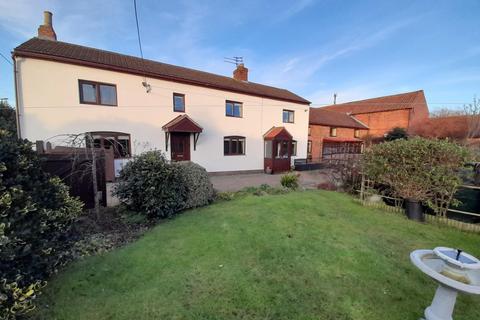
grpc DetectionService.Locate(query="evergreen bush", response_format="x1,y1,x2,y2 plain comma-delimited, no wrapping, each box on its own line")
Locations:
0,130,83,319
114,151,187,218
362,137,470,215
173,161,215,209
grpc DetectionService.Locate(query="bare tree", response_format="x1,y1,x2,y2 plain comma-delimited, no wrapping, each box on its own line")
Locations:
45,132,106,219
464,96,480,139
429,107,465,118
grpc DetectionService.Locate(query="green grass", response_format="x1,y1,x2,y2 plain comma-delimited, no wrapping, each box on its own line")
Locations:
36,191,480,320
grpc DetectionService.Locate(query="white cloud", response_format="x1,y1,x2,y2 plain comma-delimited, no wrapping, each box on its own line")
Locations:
274,0,316,22
254,16,420,92
0,1,47,38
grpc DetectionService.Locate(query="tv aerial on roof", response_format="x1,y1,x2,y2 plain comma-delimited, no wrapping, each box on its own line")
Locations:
224,56,244,66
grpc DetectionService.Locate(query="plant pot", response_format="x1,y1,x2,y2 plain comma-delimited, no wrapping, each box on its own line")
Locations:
405,199,424,222
367,194,382,204
265,167,272,174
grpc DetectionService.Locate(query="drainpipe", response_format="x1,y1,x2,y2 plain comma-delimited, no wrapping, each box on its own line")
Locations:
12,55,21,138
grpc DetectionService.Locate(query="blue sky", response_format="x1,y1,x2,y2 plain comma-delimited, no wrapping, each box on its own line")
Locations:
0,0,479,110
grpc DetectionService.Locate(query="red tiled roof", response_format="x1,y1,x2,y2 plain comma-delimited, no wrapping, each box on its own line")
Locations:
309,108,368,129
162,114,203,133
411,115,480,139
263,127,292,140
321,90,425,114
13,38,310,105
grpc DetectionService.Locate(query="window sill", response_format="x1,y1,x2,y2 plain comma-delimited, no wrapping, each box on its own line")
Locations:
80,102,118,107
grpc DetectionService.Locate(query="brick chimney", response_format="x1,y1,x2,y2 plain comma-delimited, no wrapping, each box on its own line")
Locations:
233,63,248,81
37,11,57,41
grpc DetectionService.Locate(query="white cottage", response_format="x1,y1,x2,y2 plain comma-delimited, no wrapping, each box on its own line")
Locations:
13,12,310,173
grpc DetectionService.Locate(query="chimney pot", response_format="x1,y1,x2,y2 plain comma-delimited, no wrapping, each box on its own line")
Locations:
44,11,52,26
233,63,248,81
38,11,57,41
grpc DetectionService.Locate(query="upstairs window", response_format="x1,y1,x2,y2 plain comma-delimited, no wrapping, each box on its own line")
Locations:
354,129,360,138
330,127,337,137
173,93,185,112
283,109,294,123
224,136,245,155
226,100,242,118
79,80,117,106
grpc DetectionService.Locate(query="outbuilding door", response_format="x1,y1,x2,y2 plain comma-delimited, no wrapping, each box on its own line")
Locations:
171,132,190,161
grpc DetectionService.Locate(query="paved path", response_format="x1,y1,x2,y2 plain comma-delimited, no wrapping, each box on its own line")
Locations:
210,170,331,192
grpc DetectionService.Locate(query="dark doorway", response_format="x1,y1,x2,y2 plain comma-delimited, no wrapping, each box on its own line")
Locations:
171,132,190,161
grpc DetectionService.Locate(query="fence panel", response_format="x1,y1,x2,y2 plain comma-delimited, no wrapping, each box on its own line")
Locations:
358,174,480,233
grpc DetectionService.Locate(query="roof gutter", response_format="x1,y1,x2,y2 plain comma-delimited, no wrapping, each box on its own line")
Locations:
12,55,21,138
13,50,311,105
309,122,368,129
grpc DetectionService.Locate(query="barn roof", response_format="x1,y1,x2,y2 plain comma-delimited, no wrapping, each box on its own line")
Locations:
309,108,368,129
321,90,426,114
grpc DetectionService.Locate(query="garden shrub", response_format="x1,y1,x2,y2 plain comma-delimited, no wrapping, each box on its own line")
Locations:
326,157,362,194
114,151,187,218
114,153,215,218
280,172,299,190
0,130,83,319
173,161,215,209
0,102,16,135
385,127,408,141
362,137,470,216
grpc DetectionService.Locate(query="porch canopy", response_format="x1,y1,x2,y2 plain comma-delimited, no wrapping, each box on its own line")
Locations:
263,126,294,173
263,126,293,141
162,115,203,150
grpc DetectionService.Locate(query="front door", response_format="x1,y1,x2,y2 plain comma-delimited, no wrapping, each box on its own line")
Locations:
171,132,190,161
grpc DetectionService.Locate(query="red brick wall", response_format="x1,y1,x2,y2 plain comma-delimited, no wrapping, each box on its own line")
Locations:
308,125,363,159
354,95,429,138
354,109,410,138
408,94,430,133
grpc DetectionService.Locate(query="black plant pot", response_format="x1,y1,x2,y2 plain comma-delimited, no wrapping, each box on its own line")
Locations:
405,199,424,222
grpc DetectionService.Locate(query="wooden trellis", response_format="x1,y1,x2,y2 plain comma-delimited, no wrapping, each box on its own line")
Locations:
358,174,480,233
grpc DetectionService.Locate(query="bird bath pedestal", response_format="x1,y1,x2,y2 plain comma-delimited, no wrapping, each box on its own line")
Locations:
410,247,480,320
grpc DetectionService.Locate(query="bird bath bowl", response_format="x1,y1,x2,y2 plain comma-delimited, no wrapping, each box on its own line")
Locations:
410,247,480,320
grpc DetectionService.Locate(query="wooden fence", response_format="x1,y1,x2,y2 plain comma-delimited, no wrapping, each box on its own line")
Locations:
39,151,107,209
358,175,480,233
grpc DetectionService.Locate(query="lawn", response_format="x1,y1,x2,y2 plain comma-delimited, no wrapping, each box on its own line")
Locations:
36,191,480,319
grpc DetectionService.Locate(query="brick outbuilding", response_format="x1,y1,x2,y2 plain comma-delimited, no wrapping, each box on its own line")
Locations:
321,90,429,138
308,108,368,161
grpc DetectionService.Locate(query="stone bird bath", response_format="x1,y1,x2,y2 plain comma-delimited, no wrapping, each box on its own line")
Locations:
410,247,480,320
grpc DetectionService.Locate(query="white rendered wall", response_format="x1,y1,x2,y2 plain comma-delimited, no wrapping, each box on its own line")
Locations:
15,57,309,172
